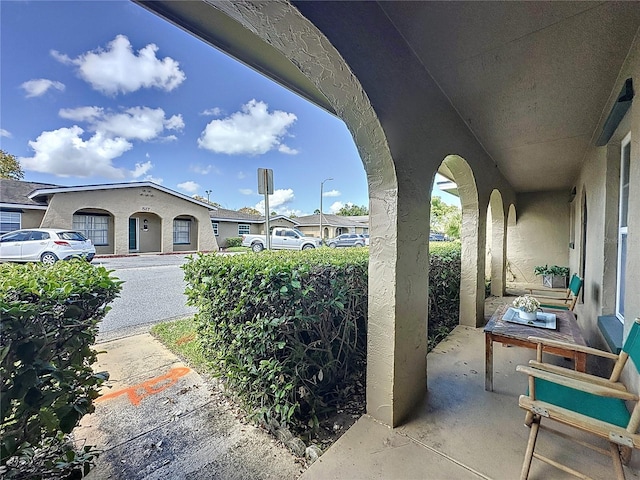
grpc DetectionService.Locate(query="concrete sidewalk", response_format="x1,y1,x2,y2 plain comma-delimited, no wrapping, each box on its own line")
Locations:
74,333,304,479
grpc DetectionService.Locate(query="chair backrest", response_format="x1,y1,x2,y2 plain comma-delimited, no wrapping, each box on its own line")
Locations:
623,318,640,371
568,274,582,296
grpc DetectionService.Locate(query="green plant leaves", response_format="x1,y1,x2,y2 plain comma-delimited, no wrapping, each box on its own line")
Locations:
0,260,121,476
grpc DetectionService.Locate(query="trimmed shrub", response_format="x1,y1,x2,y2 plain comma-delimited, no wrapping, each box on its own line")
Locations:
428,242,461,347
225,237,243,248
0,260,122,479
183,249,368,432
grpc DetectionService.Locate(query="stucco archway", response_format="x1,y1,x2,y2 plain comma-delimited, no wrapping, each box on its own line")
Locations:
441,155,483,327
130,212,162,253
487,189,506,296
72,208,115,255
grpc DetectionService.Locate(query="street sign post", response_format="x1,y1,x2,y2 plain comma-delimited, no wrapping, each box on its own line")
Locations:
258,168,274,250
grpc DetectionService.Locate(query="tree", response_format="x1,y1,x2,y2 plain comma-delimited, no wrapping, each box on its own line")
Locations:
313,209,320,215
239,207,261,216
192,195,221,207
336,204,369,216
0,150,24,180
430,196,461,240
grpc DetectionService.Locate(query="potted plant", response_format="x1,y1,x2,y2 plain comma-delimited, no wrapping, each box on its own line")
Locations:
512,295,540,320
534,265,569,289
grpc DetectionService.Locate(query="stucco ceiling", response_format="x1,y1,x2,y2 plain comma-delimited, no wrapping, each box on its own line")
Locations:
135,1,640,193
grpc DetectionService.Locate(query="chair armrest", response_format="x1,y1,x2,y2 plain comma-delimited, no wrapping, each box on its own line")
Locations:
527,287,567,296
516,365,638,401
527,336,620,360
526,361,627,391
534,295,569,302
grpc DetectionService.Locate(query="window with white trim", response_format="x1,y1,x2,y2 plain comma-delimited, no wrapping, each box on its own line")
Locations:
73,214,109,245
0,211,21,234
212,221,219,235
238,224,250,236
173,219,191,244
616,134,631,322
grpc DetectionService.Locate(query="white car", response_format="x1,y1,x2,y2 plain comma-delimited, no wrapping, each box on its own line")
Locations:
0,228,96,264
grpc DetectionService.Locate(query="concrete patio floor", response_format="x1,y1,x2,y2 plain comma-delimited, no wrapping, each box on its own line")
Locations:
301,297,640,480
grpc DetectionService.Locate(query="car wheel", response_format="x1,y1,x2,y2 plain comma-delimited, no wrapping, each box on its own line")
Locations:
252,242,264,253
302,244,314,250
355,243,364,247
328,243,337,248
40,252,58,265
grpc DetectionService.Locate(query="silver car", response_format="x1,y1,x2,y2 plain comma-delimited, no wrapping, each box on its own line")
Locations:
326,233,366,248
0,228,95,264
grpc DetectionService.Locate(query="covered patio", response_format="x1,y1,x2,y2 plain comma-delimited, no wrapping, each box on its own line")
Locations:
302,297,640,479
133,1,640,477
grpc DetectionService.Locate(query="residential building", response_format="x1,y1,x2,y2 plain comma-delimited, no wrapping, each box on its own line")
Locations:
0,179,218,255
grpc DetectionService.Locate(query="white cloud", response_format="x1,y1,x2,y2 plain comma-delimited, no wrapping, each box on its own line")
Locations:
21,79,65,98
237,171,246,179
59,106,181,142
177,181,200,194
201,107,222,116
59,106,104,122
93,106,178,141
189,164,220,175
19,126,131,178
239,188,253,195
278,144,298,155
254,188,295,215
323,189,341,198
143,174,163,184
198,99,297,155
329,201,352,214
52,34,185,95
0,129,12,138
130,160,153,178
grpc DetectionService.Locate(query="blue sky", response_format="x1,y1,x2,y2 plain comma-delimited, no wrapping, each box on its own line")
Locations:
1,1,458,215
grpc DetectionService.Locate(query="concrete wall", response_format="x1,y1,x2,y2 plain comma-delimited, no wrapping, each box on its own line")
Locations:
568,34,640,392
40,187,218,255
23,209,45,229
506,191,570,285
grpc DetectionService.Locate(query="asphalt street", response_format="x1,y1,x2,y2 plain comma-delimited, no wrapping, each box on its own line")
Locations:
95,254,197,342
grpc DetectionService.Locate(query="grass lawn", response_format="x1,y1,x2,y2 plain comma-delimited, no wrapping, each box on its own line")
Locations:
223,246,249,253
150,317,211,373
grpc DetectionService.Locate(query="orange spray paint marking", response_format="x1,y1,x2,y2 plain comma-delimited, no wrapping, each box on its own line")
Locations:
96,367,191,406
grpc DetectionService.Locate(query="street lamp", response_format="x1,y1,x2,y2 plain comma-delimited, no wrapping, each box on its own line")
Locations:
319,178,333,245
205,189,212,204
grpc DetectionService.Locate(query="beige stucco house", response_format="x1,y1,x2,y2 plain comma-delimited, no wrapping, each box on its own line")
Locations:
135,0,640,432
296,213,369,239
0,179,218,255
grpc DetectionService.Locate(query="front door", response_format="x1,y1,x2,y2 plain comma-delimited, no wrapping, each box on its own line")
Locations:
129,218,138,251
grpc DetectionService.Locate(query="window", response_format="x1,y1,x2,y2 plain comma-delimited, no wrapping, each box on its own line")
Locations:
238,224,250,236
0,211,21,234
73,214,108,245
212,222,219,236
173,219,191,244
616,133,631,322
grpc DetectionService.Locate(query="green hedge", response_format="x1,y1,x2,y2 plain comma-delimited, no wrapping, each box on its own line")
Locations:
428,242,461,348
184,244,461,433
225,237,243,248
0,260,122,479
183,249,368,432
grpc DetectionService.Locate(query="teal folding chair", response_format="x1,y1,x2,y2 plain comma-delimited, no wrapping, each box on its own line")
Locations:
516,318,640,479
527,274,583,311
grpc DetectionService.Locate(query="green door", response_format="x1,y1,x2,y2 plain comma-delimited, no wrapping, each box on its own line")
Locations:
129,218,137,251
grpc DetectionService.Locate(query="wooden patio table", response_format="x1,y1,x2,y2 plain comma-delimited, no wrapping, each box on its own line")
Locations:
484,303,587,391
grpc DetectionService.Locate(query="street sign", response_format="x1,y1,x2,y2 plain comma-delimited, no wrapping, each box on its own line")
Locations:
258,168,274,194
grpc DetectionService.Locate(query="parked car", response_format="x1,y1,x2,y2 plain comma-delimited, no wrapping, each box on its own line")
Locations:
363,234,370,246
241,227,322,252
0,228,96,264
429,232,446,241
326,233,366,248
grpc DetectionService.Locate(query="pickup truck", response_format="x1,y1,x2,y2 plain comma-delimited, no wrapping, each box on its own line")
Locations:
242,227,322,252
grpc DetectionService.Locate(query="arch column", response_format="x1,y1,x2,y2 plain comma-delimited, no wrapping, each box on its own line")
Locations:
489,190,507,296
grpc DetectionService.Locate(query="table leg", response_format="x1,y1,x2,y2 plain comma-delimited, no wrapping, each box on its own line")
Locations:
485,332,494,391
